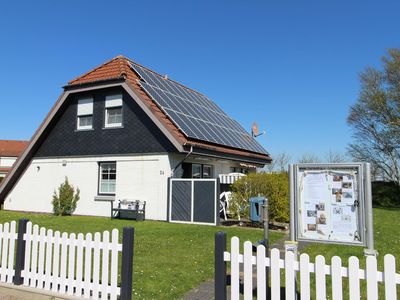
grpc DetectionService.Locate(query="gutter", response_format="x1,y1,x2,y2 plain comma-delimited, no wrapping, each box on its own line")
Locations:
171,146,193,177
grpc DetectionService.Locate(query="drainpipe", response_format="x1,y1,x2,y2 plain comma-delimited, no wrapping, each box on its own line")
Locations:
171,146,193,177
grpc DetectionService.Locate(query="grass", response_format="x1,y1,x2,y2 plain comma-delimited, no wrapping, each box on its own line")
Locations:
0,210,284,299
300,207,400,299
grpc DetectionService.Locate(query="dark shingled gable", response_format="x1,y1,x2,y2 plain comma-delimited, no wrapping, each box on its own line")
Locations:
34,87,177,157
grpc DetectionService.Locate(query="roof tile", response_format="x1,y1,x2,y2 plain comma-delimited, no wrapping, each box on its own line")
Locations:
0,140,29,157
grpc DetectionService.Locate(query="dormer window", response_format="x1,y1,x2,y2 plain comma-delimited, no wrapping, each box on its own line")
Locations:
77,98,93,130
105,94,123,128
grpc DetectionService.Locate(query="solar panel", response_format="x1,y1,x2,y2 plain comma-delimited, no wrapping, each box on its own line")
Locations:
130,63,268,154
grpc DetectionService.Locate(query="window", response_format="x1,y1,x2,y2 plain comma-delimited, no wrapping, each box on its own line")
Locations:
202,165,213,178
77,98,93,130
192,164,202,178
105,94,123,128
182,163,213,178
99,162,116,194
230,167,247,174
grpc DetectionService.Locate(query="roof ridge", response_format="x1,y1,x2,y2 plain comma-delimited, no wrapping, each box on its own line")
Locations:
68,55,129,84
128,59,206,97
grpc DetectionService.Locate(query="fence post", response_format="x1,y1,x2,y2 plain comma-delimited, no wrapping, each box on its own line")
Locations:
120,227,134,300
13,218,29,285
216,178,221,226
215,231,227,300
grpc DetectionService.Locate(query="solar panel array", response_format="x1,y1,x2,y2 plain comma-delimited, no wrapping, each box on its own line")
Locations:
130,63,268,154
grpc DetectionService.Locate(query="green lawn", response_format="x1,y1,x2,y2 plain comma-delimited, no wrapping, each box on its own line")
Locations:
300,207,400,299
0,211,284,299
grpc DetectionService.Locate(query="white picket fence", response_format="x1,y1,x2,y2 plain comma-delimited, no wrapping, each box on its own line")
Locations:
0,221,123,299
22,222,122,299
225,236,400,300
0,221,17,283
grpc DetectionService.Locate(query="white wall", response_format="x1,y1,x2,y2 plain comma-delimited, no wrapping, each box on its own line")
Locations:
4,154,172,220
0,157,17,168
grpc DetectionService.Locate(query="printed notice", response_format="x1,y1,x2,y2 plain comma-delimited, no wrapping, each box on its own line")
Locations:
298,169,360,244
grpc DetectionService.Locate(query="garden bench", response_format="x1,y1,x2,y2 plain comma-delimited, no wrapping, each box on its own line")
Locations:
111,199,146,220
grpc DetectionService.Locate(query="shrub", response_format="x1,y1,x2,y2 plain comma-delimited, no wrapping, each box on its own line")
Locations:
372,181,400,207
230,172,289,222
52,177,80,216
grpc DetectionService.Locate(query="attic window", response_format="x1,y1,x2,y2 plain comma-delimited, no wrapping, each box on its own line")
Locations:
105,94,123,128
77,98,93,130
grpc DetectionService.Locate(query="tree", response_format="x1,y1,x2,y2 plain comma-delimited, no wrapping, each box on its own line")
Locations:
298,153,320,163
264,152,291,173
325,150,347,163
52,177,80,216
348,49,400,186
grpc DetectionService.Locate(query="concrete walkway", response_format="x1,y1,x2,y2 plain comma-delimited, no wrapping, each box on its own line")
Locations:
0,284,80,300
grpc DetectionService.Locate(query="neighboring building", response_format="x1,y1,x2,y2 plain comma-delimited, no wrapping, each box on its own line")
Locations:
0,140,29,182
0,56,271,220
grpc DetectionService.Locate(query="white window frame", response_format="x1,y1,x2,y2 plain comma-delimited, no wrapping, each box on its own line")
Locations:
77,97,94,130
105,94,123,128
99,162,116,195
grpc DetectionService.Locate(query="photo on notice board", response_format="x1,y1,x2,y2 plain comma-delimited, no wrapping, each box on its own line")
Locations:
342,182,352,189
307,224,317,231
317,212,327,225
307,210,317,217
342,191,353,198
333,175,343,182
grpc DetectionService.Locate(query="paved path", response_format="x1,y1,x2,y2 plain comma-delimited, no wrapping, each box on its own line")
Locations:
0,285,74,300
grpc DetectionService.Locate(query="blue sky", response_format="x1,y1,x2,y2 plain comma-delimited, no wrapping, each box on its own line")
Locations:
0,1,398,162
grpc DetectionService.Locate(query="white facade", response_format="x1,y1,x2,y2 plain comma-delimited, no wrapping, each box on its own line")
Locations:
4,153,239,220
0,157,17,168
5,154,172,220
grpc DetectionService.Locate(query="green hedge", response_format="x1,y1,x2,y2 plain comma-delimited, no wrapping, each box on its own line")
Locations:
230,172,289,222
372,181,400,207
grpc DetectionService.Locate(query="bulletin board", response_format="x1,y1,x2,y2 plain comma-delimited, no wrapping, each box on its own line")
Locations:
293,164,367,246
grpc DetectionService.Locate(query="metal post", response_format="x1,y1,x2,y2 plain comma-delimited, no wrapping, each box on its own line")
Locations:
215,231,227,300
289,164,296,241
167,177,171,222
288,164,299,298
120,227,134,300
363,163,378,256
13,218,29,285
262,199,270,298
216,178,221,226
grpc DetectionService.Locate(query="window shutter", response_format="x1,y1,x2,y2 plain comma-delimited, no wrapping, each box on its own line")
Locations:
77,98,93,115
105,94,123,108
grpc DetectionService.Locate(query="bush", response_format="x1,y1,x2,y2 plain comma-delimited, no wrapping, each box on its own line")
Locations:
230,172,289,222
372,181,400,207
52,177,80,216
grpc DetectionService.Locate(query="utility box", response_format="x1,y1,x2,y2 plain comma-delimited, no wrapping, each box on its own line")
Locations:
249,197,265,222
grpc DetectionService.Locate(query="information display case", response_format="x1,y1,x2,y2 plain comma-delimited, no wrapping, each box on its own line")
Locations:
289,163,374,248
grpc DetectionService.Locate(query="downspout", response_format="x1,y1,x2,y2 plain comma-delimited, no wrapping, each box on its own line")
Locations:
171,146,193,177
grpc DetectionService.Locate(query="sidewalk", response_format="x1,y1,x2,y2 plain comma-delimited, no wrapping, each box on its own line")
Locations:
0,284,78,300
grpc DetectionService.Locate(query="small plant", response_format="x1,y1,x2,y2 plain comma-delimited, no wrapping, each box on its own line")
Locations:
52,177,80,216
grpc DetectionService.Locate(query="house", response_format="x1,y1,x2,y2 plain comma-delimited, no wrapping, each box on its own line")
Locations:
0,56,271,221
0,140,29,182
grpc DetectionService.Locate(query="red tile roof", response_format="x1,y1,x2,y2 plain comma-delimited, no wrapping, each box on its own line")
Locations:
0,140,29,157
68,56,271,162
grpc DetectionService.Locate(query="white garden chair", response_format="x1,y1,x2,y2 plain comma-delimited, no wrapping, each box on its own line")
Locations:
219,191,232,220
